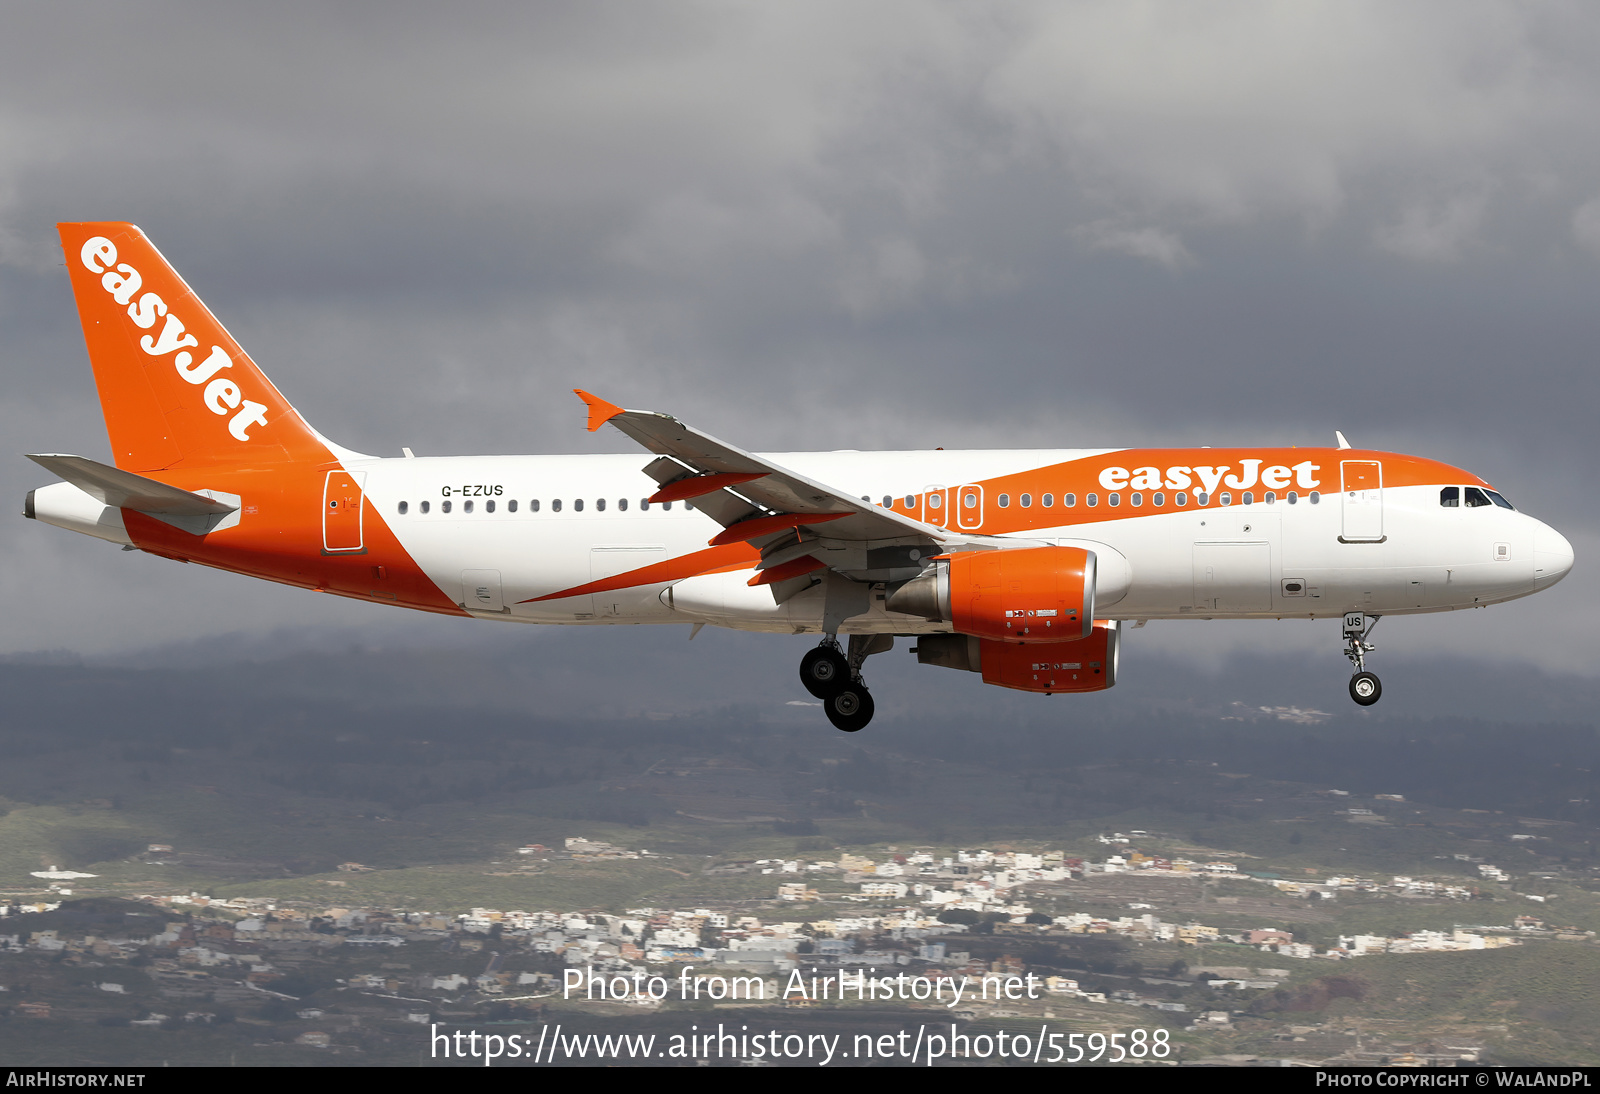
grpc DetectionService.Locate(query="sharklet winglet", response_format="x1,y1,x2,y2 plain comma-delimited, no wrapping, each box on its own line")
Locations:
573,389,624,433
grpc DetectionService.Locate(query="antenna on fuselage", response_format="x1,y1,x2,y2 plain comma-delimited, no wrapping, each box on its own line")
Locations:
1335,431,1352,450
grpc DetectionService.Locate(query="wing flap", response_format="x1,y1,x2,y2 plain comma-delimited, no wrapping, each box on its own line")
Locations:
709,511,848,547
648,471,767,504
748,555,827,586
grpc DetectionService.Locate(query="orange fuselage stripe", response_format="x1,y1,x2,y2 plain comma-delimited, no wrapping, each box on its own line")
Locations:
523,542,760,603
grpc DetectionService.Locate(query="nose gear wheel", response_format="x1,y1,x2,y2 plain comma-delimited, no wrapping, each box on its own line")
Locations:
1342,614,1382,707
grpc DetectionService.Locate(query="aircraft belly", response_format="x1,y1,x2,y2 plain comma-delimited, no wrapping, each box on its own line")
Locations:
387,515,662,622
665,571,825,630
1094,499,1475,618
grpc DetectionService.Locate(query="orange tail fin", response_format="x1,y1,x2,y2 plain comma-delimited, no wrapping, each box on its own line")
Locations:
58,222,332,472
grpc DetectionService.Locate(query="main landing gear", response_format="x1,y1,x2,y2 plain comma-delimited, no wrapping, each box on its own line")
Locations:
799,642,849,698
1343,612,1382,707
800,635,891,732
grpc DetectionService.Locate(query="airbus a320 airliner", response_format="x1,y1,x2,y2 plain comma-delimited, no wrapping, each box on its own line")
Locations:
25,223,1575,730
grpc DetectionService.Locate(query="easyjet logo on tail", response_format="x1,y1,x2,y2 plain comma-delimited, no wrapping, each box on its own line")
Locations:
80,236,268,443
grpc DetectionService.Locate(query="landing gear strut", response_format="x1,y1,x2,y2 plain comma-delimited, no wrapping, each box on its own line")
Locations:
1342,613,1382,706
800,634,891,732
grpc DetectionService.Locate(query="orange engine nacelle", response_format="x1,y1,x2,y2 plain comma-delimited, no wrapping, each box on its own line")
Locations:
887,545,1096,643
979,621,1119,693
914,621,1120,694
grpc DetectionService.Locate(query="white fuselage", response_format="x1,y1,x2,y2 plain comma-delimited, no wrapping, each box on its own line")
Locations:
343,449,1571,633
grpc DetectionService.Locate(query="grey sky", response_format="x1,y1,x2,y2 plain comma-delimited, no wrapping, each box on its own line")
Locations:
2,2,1597,672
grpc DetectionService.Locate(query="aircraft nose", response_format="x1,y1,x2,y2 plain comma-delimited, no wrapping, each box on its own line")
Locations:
1533,522,1575,590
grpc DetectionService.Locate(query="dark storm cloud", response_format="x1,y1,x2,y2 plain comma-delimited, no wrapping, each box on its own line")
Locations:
1,2,1596,666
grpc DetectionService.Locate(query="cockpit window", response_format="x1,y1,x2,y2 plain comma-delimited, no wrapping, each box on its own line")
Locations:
1486,490,1514,510
1440,487,1458,508
1464,487,1492,508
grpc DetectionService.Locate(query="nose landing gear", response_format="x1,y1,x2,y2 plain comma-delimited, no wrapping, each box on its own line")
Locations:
800,634,891,732
1343,613,1382,706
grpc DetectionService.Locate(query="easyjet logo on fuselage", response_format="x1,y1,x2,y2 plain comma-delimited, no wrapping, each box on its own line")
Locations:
80,236,269,443
1097,459,1322,495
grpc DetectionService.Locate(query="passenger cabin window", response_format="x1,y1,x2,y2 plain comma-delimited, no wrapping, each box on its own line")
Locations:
1175,492,1187,506
530,499,540,512
596,498,606,512
552,499,562,512
1264,491,1275,504
882,495,893,507
1465,487,1492,508
662,501,672,510
1242,491,1254,505
1196,491,1209,505
998,494,1010,508
1064,493,1076,507
1108,493,1121,507
1309,491,1321,504
1042,493,1054,507
619,498,628,511
1440,487,1459,507
574,499,584,512
640,499,650,510
486,500,495,513
398,501,408,515
1086,493,1098,506
442,500,452,513
464,500,473,513
508,499,518,513
1219,492,1232,506
1130,493,1142,506
1153,492,1165,506
1287,491,1298,504
903,495,915,508
421,500,430,514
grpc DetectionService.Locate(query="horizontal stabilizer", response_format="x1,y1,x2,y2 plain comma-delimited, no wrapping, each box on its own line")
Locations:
27,454,237,516
26,453,242,537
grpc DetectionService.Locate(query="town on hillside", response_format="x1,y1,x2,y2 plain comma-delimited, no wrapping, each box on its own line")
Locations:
2,831,1589,1064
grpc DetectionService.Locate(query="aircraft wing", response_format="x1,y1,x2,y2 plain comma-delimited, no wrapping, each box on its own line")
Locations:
574,391,1012,588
